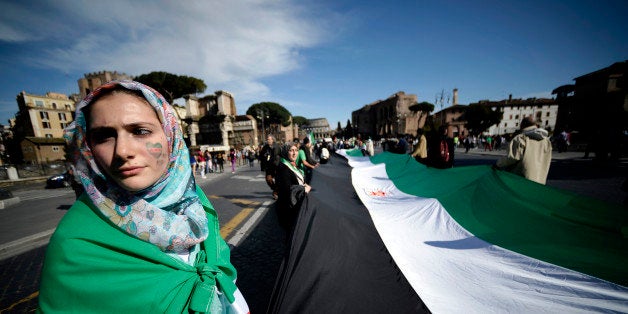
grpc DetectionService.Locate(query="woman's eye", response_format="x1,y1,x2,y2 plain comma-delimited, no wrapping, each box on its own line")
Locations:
89,129,115,144
134,128,152,136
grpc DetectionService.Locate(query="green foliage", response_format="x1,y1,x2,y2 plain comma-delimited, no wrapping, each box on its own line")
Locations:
409,101,435,113
246,102,292,127
463,104,503,135
292,116,308,126
135,71,207,103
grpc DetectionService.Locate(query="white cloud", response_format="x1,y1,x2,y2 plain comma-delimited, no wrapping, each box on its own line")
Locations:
12,0,330,102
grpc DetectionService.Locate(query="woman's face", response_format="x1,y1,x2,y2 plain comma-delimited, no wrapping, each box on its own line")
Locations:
288,145,298,162
87,92,169,192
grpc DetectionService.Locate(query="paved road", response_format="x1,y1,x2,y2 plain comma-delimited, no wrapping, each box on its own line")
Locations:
0,162,284,313
0,149,625,313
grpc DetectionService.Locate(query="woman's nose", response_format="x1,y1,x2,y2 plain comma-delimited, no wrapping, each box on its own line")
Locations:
114,135,135,159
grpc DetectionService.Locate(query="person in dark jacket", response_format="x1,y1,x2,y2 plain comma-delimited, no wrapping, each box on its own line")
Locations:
260,135,281,199
275,143,311,231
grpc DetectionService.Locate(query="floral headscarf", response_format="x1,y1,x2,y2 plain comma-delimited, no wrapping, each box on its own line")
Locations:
64,80,208,253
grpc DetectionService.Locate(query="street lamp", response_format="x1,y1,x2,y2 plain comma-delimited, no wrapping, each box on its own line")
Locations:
256,109,268,142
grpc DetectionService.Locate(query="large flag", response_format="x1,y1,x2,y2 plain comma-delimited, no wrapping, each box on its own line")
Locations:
340,149,628,313
268,153,428,313
269,150,627,313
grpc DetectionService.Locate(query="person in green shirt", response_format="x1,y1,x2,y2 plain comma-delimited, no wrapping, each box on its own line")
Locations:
295,137,318,184
38,80,249,313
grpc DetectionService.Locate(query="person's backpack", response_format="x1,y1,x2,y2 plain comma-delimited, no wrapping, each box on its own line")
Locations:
439,139,450,163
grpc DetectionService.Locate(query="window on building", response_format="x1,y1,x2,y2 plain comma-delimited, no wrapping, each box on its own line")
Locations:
45,134,53,138
35,100,44,107
42,122,51,129
607,77,620,92
509,115,512,119
546,112,550,117
52,103,58,109
58,112,67,121
65,104,72,110
515,122,519,127
536,112,542,119
515,114,519,120
52,146,60,152
40,111,49,120
504,123,508,127
60,122,69,129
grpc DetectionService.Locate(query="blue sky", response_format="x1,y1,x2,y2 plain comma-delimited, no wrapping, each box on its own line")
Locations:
1,0,627,129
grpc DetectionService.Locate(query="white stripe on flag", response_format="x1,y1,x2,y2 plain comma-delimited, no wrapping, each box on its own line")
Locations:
350,159,628,313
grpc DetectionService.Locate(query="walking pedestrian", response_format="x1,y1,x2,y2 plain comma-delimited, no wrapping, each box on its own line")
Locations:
495,117,552,184
229,147,237,173
260,135,281,200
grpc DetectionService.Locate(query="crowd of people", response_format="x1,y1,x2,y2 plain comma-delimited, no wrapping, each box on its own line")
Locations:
39,78,555,313
374,117,553,184
188,146,261,178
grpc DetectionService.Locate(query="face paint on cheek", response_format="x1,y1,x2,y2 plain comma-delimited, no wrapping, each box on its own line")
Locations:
146,142,164,160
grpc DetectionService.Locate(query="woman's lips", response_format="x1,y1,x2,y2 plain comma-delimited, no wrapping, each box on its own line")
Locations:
116,166,143,177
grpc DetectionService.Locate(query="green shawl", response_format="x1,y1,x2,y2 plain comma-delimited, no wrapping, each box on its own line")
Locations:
39,186,238,313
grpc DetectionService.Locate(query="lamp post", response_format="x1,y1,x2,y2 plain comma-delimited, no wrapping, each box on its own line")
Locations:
256,109,268,142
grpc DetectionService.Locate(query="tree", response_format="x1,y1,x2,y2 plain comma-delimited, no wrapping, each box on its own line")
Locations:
292,116,308,127
334,121,344,138
409,101,435,128
343,119,354,138
135,71,207,104
246,102,292,130
463,104,503,135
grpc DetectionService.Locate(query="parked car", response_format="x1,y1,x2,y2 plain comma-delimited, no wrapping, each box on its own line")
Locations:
0,187,13,200
46,172,71,189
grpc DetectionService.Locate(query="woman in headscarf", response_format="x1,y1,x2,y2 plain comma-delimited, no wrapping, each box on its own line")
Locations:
274,143,311,231
38,81,248,313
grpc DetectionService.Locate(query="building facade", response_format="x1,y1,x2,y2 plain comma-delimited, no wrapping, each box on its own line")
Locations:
301,118,333,141
13,91,75,138
20,137,66,164
352,91,425,139
78,71,134,99
432,105,469,138
12,91,76,163
553,60,627,157
468,97,558,136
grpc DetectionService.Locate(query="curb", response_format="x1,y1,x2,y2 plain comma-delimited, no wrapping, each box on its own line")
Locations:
0,197,21,210
0,228,55,261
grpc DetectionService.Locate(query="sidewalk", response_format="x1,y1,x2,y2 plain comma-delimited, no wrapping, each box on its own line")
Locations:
457,146,586,161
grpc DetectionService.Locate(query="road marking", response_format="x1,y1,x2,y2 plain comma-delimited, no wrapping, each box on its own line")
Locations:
230,198,260,206
12,189,73,201
231,175,266,182
227,200,271,247
208,194,270,245
0,228,55,261
220,207,254,239
2,291,39,312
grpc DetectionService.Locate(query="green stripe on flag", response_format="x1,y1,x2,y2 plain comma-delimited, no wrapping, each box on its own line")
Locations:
370,152,628,286
345,148,364,157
